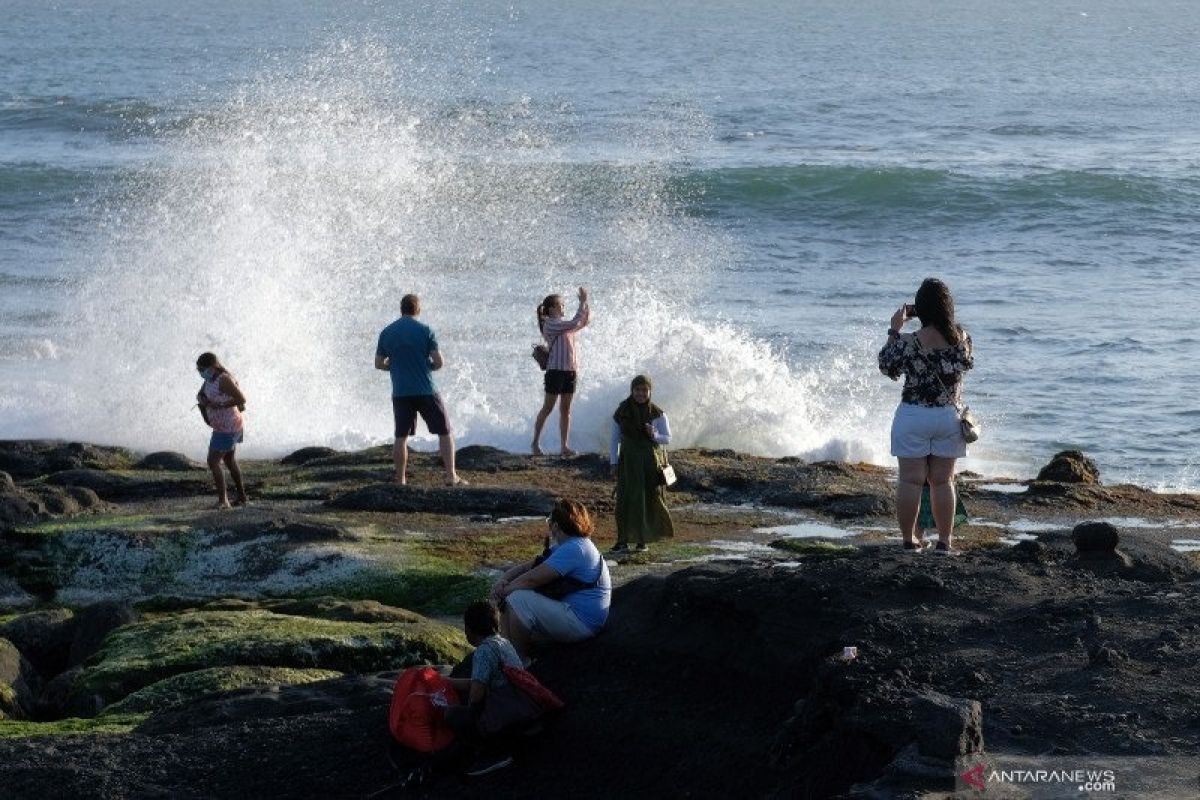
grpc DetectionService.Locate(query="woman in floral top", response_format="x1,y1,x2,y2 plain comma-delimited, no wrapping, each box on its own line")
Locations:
878,278,973,554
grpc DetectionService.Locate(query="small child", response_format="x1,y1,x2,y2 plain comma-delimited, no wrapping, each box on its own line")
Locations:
446,601,531,777
195,352,248,509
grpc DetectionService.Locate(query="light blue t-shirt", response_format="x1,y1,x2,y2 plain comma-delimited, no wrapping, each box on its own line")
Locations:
543,536,611,633
376,316,439,397
470,635,522,689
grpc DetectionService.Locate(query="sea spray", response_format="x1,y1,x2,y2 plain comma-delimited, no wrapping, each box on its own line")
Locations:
29,35,895,466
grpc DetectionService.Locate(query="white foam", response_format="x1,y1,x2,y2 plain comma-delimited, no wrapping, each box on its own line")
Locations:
755,519,858,539
975,482,1027,494
0,37,898,471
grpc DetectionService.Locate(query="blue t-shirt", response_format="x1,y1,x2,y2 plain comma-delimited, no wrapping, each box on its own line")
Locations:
470,635,522,689
543,537,611,633
376,316,439,397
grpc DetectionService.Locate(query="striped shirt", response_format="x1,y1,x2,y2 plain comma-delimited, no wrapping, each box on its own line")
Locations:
541,301,591,372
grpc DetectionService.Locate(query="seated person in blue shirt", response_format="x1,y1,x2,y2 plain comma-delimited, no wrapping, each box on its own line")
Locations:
491,499,612,663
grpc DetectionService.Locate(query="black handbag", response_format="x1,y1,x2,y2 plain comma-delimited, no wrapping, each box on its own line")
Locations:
531,539,600,599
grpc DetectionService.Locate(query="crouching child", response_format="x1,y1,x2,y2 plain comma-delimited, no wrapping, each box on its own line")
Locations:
445,600,560,777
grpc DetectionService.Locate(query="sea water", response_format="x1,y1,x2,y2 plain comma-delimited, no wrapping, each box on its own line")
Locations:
1,0,1198,490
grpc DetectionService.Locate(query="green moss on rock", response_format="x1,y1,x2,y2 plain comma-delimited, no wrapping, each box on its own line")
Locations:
0,714,147,738
313,568,490,616
103,666,343,715
768,539,857,556
73,609,468,708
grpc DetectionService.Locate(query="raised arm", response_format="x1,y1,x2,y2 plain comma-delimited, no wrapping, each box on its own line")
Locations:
544,287,591,335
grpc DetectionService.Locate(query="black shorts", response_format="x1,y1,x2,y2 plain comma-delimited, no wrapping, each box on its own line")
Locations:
392,394,451,437
544,369,577,395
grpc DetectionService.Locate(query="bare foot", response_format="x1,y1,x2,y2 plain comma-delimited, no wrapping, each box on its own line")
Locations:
560,447,577,458
232,496,249,507
393,474,407,486
446,476,470,487
531,443,543,456
216,500,232,510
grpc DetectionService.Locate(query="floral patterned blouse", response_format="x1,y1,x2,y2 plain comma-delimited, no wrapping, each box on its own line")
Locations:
878,329,974,408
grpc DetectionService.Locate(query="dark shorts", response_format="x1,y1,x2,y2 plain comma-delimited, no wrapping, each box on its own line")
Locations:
544,369,577,396
392,394,451,437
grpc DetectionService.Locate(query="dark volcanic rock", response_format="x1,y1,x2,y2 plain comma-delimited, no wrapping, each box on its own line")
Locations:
0,608,76,677
454,445,534,473
304,446,395,468
1073,521,1120,555
134,451,202,471
69,601,140,667
326,483,556,516
0,637,39,718
281,446,341,466
825,493,894,519
137,671,395,735
46,469,210,501
258,597,424,624
0,490,42,527
905,573,945,592
0,470,13,492
36,664,84,718
1036,450,1101,484
910,691,984,760
0,440,134,479
20,484,107,517
191,511,354,546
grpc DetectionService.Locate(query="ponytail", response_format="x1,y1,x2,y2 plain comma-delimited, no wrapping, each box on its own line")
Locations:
537,294,560,333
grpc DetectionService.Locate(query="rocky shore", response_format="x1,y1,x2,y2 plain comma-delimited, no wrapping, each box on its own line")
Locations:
1,440,1199,798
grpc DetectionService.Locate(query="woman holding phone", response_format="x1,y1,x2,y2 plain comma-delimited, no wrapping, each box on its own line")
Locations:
531,287,590,456
878,279,973,554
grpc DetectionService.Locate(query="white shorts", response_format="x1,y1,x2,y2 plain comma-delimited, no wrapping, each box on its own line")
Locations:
890,402,967,459
505,590,594,643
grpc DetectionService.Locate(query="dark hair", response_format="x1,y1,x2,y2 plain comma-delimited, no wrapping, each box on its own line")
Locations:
549,498,593,538
913,278,961,346
536,294,561,333
401,294,420,316
630,374,652,391
196,352,222,371
463,600,500,638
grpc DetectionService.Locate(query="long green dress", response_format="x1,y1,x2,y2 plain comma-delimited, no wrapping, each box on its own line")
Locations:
614,400,675,547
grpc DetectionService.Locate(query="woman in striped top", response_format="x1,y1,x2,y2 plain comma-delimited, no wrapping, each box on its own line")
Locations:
531,287,590,456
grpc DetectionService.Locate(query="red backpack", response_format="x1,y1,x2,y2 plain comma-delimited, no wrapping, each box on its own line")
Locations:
388,666,460,753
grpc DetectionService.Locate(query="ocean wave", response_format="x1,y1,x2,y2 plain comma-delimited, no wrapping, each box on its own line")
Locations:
0,163,115,208
0,95,183,136
667,164,1200,223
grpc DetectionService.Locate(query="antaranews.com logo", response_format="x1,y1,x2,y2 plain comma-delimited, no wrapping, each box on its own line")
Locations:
959,760,1117,793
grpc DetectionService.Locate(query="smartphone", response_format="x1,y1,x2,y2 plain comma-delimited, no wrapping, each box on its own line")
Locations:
905,304,918,318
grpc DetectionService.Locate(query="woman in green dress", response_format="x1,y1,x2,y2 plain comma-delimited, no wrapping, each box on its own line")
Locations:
608,375,674,554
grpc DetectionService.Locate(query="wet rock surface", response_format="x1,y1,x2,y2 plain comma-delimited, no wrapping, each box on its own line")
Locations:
1036,449,1102,484
134,451,203,471
0,441,135,480
0,440,1197,797
326,483,557,515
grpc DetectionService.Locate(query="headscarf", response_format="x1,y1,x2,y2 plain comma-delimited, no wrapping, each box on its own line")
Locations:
613,375,663,440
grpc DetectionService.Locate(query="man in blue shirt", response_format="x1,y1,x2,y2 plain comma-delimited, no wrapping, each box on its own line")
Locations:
375,294,467,486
